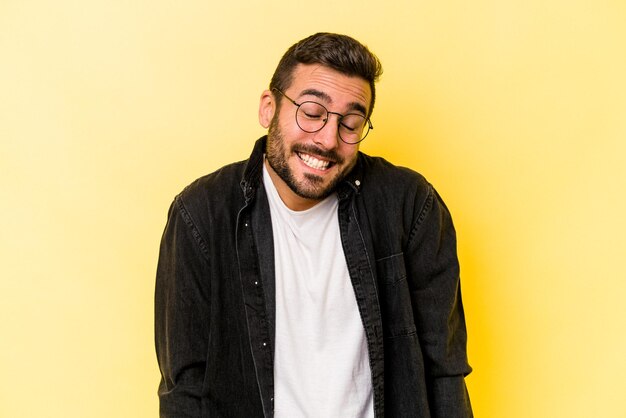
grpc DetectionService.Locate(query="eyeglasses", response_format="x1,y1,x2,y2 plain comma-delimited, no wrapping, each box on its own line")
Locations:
272,88,373,144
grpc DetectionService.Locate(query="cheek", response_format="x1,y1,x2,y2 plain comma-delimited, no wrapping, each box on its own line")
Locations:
340,146,359,163
274,116,294,139
281,128,309,151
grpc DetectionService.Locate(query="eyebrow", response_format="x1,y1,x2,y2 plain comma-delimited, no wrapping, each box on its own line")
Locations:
298,88,368,116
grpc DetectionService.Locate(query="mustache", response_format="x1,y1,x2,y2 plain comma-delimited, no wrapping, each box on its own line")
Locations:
291,144,344,164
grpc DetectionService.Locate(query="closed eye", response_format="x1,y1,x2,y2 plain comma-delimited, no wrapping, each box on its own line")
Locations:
340,122,357,132
303,111,324,119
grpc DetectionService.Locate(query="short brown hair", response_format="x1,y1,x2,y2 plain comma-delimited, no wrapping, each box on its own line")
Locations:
269,33,383,117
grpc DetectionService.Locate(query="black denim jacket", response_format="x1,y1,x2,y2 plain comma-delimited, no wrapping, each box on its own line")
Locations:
155,137,472,417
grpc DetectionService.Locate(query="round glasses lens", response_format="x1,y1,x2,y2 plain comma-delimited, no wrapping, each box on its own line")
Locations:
339,114,369,144
296,102,327,133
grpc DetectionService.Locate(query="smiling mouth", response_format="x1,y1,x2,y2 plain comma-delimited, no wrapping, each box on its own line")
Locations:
297,152,333,171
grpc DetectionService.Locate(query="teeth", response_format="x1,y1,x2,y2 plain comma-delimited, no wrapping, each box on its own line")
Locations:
298,153,330,170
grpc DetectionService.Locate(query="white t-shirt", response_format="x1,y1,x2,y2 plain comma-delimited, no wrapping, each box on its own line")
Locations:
263,164,374,418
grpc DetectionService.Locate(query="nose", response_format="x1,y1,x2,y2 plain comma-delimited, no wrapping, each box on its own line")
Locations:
312,113,341,149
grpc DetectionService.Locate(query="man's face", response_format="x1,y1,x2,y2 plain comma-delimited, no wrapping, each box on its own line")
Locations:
261,64,371,211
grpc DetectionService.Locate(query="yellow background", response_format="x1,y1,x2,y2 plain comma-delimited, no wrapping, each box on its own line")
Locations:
1,1,625,417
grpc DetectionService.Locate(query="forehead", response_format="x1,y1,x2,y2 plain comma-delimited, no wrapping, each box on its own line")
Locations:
287,64,371,110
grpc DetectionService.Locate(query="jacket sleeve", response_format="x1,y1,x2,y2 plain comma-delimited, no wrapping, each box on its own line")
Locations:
405,185,473,417
155,196,211,417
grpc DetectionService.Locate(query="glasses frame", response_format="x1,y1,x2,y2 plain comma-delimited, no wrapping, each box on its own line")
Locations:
272,88,373,144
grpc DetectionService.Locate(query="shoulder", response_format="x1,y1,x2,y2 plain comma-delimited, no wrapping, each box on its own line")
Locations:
177,160,246,203
356,152,449,230
167,159,248,231
357,152,432,199
355,153,455,248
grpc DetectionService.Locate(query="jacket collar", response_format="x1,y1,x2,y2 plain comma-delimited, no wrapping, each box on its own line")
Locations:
239,136,267,202
336,153,364,200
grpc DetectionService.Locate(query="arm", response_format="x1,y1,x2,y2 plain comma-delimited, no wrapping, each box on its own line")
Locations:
155,196,211,417
406,185,473,418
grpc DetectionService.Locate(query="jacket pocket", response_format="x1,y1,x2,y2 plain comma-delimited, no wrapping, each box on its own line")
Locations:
375,253,417,338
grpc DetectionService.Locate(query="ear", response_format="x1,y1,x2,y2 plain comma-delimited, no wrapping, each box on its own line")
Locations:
258,89,276,129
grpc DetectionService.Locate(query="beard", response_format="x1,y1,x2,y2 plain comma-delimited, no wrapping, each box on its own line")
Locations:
265,116,355,201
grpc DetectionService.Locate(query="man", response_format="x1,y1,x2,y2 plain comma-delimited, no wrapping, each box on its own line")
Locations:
155,32,472,417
